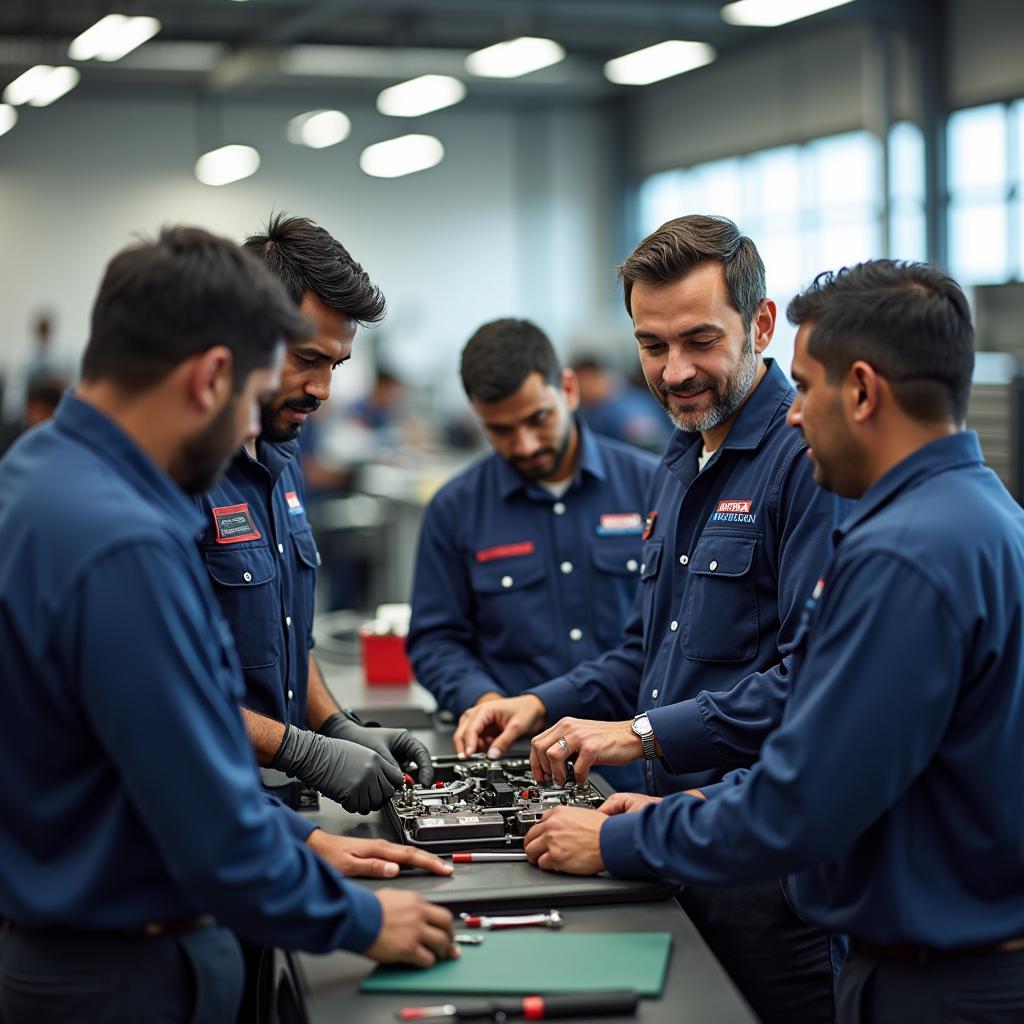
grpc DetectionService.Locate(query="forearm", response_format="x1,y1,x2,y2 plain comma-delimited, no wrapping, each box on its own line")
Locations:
306,655,341,730
242,707,287,765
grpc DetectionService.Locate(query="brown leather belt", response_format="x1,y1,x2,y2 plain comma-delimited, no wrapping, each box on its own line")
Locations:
852,936,1024,963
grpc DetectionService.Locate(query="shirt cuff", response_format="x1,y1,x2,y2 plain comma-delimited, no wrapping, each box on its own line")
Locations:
337,882,384,954
599,812,661,880
646,698,719,774
527,676,583,724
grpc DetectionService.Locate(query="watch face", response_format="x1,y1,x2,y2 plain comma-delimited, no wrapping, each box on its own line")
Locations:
633,716,653,736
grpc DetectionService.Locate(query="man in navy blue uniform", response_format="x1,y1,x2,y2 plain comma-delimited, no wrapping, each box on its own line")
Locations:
0,227,455,1023
456,217,845,1023
195,215,434,819
407,319,657,787
522,259,1024,1023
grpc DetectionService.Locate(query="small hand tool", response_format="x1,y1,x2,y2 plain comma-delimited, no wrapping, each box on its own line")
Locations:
458,910,563,930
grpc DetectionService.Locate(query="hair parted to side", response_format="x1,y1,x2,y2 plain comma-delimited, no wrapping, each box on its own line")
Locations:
81,226,311,392
460,318,561,404
618,214,766,328
787,259,975,424
244,213,385,324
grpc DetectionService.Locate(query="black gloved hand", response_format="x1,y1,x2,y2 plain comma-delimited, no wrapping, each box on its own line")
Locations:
319,712,435,787
271,725,405,814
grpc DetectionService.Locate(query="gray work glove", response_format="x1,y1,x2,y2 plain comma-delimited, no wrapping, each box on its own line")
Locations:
271,725,405,814
319,711,435,787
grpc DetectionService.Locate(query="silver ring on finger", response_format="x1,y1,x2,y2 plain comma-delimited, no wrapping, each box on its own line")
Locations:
558,736,570,754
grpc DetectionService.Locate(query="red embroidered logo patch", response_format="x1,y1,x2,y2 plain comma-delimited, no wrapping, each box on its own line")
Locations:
284,490,303,516
716,499,752,514
475,541,535,563
642,510,658,541
212,503,261,544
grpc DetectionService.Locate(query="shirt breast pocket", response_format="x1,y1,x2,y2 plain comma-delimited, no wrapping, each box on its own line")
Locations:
639,539,664,628
590,540,642,647
289,527,320,635
204,545,280,669
469,558,555,659
681,534,759,663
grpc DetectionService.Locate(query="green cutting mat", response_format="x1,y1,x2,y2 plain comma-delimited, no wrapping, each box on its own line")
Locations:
360,931,672,996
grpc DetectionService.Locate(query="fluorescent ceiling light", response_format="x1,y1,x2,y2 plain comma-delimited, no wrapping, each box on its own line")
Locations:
377,74,466,117
721,0,856,27
194,144,260,186
360,134,444,178
0,104,16,138
465,36,565,79
287,109,351,148
68,15,161,62
3,65,80,106
604,40,716,85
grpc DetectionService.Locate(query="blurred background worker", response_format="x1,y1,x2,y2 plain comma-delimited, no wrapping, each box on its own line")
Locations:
0,227,455,1024
522,259,1024,1024
407,318,657,789
573,353,674,454
195,214,434,819
454,218,846,1024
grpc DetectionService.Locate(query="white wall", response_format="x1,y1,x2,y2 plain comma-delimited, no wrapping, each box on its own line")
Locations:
0,91,618,408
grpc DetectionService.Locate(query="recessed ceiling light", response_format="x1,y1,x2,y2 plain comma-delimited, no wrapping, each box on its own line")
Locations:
360,134,444,178
604,40,716,86
377,75,466,118
69,15,161,62
0,104,17,138
721,0,856,28
465,37,565,79
287,109,351,148
3,65,80,107
194,144,260,186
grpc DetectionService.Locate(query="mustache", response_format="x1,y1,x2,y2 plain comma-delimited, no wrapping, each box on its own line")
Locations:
658,377,716,398
283,397,321,415
512,448,555,464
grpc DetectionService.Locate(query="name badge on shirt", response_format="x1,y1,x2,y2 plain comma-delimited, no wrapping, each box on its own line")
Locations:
212,503,261,544
710,498,757,525
642,510,658,540
597,512,644,536
285,490,304,516
475,540,535,563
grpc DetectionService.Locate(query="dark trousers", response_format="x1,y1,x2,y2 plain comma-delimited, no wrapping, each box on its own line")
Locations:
679,881,843,1024
837,947,1024,1023
0,922,243,1024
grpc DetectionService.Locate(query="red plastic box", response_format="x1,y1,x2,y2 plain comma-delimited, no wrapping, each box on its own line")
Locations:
359,628,413,685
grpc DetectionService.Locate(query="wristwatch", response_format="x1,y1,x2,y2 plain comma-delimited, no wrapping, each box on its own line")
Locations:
630,713,658,760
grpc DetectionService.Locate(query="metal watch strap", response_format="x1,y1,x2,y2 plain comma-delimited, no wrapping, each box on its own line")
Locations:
639,728,657,760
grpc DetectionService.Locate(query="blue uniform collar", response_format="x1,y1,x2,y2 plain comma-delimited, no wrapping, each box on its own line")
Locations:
496,417,606,501
836,430,985,542
236,437,300,482
55,392,205,539
664,357,793,468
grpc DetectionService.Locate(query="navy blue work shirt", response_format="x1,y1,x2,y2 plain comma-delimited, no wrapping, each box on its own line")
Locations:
193,442,321,727
0,395,380,952
601,432,1024,947
408,421,658,716
530,360,847,795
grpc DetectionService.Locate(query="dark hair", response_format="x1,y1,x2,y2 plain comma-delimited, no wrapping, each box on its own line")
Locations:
618,215,766,329
787,260,975,424
460,319,560,403
25,374,66,411
244,213,385,324
81,226,311,391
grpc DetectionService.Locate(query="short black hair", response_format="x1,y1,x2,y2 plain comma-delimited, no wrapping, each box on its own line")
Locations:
81,226,311,391
787,259,974,424
619,215,766,330
244,213,385,324
460,318,560,404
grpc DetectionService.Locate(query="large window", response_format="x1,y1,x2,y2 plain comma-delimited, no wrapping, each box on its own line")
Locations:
947,100,1024,286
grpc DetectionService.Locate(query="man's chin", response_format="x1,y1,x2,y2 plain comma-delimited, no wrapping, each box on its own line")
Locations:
260,416,302,444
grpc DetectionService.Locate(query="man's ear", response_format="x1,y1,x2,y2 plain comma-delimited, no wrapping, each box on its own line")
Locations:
561,368,581,412
752,299,777,355
846,360,880,424
187,346,234,414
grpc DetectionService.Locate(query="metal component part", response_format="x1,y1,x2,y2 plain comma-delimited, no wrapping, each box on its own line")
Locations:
453,932,485,944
